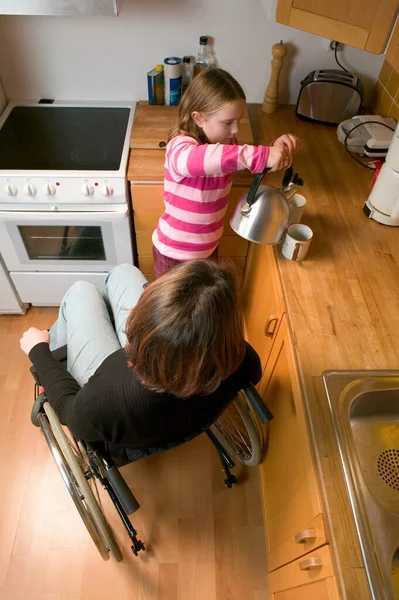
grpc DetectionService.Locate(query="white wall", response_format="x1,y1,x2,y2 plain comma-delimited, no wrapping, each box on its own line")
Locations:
0,0,384,105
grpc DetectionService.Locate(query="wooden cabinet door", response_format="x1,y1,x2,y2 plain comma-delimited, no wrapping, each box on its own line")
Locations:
276,0,398,53
242,243,284,369
258,315,327,571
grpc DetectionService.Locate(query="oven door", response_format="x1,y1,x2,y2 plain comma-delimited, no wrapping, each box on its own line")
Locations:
0,208,133,272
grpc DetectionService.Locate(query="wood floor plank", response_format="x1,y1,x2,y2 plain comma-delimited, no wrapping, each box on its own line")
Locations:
0,309,268,599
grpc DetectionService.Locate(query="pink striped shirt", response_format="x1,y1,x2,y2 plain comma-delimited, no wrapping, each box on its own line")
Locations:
152,135,270,261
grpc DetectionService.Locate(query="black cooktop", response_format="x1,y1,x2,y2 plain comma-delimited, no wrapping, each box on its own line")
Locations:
0,106,130,171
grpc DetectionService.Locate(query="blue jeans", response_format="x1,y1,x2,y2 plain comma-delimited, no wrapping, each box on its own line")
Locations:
49,264,148,386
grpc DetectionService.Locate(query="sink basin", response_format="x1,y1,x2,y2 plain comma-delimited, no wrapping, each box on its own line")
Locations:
323,371,399,600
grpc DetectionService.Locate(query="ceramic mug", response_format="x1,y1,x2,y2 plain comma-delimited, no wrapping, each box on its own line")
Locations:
282,223,313,261
288,193,306,225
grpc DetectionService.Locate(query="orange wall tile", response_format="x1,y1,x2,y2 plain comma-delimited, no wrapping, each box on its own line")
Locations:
370,59,399,120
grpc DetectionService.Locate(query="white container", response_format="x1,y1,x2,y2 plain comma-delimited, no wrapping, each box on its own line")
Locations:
385,122,399,171
164,57,181,106
368,162,399,218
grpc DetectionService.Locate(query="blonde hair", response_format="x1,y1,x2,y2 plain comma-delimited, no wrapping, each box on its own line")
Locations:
169,68,246,144
125,260,246,399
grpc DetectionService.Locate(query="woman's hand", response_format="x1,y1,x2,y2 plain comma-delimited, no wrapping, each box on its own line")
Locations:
20,327,50,356
273,134,301,155
266,146,292,172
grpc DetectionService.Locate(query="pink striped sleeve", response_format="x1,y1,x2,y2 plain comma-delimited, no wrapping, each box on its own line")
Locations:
166,136,270,179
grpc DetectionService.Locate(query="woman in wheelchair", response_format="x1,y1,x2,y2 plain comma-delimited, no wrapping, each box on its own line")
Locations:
20,260,262,462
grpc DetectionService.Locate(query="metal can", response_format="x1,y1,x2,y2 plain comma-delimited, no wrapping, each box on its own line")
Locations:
164,57,182,106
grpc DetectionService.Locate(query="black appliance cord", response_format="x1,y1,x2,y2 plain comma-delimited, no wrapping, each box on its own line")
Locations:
334,45,349,73
344,120,396,170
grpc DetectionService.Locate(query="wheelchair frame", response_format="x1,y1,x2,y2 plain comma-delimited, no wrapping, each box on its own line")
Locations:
30,351,273,561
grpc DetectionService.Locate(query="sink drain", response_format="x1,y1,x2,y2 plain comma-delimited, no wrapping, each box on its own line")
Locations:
377,449,399,492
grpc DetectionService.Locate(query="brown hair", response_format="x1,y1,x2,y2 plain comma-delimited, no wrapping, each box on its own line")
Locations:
169,68,246,144
125,260,246,399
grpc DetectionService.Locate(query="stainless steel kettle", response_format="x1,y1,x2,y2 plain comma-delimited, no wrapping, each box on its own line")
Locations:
230,166,304,245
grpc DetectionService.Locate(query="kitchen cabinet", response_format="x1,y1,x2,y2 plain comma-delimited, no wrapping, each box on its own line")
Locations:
276,0,399,53
242,242,338,596
128,102,254,280
257,315,328,572
242,243,285,369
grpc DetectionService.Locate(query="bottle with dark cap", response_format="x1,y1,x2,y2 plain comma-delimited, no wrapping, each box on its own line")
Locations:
193,36,213,77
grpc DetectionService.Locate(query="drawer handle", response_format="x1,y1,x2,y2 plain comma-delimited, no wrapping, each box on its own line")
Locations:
159,141,166,148
299,557,322,571
294,528,317,544
264,317,279,338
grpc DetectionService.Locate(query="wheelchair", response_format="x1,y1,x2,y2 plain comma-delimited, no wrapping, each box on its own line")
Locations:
30,346,273,562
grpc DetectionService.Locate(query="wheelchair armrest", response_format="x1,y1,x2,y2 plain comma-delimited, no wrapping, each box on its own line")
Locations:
243,383,274,424
51,345,68,363
30,345,68,386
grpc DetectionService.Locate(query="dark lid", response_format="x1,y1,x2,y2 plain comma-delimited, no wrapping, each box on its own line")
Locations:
183,56,191,63
200,36,208,45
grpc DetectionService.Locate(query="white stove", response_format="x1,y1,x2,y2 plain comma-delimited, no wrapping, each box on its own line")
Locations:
0,100,136,307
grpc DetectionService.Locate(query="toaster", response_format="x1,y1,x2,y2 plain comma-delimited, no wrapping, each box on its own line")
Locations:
296,69,363,125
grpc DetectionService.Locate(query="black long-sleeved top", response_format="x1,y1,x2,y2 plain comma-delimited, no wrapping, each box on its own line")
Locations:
29,342,262,455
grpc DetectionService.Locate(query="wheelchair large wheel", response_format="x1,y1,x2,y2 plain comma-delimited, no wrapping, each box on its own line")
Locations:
39,403,123,562
210,390,263,467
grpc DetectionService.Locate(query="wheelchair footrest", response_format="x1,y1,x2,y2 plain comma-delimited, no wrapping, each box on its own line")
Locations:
105,466,140,515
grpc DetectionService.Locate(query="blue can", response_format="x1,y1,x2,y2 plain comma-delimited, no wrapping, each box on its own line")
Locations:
164,57,182,106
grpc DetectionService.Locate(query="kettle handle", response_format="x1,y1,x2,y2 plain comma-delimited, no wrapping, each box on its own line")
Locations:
246,165,296,208
246,167,271,207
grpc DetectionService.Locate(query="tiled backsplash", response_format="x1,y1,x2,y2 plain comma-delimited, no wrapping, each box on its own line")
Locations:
370,59,399,120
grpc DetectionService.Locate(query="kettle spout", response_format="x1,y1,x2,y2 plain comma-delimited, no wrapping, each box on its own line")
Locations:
283,183,298,202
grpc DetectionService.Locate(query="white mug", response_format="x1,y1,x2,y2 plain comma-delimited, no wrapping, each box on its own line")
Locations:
282,223,313,261
288,193,306,225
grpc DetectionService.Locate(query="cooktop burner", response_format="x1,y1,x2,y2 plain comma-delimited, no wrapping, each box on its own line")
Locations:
0,106,130,170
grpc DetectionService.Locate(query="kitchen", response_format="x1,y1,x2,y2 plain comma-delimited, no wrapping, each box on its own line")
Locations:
0,1,399,599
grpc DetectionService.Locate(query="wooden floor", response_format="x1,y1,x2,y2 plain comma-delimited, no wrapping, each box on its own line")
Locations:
0,307,268,600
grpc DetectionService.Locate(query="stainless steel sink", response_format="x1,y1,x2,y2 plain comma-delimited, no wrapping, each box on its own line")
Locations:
323,371,399,600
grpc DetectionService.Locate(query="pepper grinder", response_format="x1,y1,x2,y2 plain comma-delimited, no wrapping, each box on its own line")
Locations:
262,41,287,114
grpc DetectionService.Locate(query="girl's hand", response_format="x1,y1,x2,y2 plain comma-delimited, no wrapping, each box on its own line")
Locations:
273,134,301,155
266,146,292,172
20,327,50,356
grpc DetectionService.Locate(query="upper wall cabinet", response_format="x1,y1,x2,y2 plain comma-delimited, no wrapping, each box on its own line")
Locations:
276,0,399,54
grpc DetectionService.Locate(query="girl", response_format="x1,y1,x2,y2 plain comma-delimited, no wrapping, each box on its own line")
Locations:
152,68,301,278
20,261,261,462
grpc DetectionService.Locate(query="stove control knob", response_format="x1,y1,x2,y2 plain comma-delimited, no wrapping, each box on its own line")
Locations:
24,183,37,197
100,184,114,197
5,183,18,196
43,184,56,196
81,184,94,197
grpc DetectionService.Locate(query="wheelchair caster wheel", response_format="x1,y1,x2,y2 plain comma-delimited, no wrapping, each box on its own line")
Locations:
131,538,145,556
224,474,237,488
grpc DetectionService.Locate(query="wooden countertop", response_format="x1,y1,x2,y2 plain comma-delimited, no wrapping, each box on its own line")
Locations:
127,101,255,184
252,105,399,598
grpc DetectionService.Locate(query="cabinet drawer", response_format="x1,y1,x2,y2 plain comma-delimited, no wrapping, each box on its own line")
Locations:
268,513,327,572
270,574,339,600
268,545,335,594
131,184,163,211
